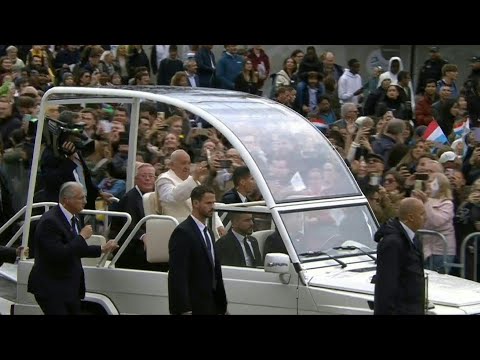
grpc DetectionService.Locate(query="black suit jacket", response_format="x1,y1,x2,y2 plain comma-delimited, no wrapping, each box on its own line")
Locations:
215,231,262,267
373,218,425,315
0,246,16,266
187,73,200,88
168,216,227,315
195,47,216,88
221,188,249,204
109,187,151,270
27,206,101,302
40,147,99,210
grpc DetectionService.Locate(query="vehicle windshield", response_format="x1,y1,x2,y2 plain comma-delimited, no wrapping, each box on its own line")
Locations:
196,99,360,203
279,205,378,263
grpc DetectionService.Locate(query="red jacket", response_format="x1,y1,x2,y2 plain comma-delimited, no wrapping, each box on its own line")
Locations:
415,95,436,126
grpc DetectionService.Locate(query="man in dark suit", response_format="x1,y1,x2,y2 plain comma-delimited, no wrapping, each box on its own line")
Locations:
195,45,216,88
216,213,262,267
374,198,427,315
109,163,163,270
155,45,183,85
221,166,256,204
28,182,118,315
184,58,200,88
168,185,227,315
40,111,113,210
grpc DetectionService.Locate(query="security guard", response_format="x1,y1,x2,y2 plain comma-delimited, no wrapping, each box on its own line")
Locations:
463,56,480,97
416,46,448,95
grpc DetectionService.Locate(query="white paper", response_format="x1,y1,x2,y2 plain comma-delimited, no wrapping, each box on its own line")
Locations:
290,171,306,192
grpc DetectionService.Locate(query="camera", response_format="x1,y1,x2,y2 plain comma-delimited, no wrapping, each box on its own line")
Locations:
45,112,95,158
217,159,232,168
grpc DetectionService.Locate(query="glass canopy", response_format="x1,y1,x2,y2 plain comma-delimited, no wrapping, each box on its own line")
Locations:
45,86,361,203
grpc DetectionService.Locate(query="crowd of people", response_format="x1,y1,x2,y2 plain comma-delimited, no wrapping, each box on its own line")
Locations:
2,45,480,312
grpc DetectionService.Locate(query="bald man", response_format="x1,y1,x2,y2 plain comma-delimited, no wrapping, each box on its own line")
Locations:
373,197,427,315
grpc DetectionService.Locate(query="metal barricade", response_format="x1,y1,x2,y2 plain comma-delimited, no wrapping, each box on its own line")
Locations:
460,232,480,281
416,229,457,274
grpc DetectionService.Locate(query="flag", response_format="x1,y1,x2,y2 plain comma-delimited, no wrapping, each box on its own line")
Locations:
310,118,328,133
454,118,470,139
423,120,449,144
454,121,465,138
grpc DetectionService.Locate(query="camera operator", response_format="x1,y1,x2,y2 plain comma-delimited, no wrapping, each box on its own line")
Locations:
40,110,113,209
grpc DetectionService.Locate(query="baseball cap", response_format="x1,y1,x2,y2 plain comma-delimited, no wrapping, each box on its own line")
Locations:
439,151,457,163
429,46,440,53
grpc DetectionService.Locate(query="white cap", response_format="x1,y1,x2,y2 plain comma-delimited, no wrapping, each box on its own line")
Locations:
439,151,457,164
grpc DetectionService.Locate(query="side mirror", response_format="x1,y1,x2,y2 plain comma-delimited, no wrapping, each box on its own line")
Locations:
264,253,290,274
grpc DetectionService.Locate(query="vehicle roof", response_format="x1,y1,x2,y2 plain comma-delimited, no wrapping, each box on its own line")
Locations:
22,86,362,247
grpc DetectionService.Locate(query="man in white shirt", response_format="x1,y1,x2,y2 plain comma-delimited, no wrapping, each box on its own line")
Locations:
338,58,363,106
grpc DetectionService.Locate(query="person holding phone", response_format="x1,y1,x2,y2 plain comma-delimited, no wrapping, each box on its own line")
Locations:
412,173,456,274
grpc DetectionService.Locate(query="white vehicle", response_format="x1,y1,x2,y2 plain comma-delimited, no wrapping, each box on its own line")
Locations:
4,86,480,315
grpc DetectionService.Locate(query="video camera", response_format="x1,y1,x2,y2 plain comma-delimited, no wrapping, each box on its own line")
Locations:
44,111,95,158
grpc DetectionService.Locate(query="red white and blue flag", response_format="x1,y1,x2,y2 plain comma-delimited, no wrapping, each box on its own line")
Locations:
453,118,470,138
310,118,329,132
423,120,449,144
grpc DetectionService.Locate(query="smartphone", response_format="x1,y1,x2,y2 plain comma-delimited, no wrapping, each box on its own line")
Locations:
218,159,232,168
157,111,165,120
369,175,381,186
414,173,428,192
414,180,424,192
415,173,429,181
196,128,210,137
100,120,112,133
206,149,212,167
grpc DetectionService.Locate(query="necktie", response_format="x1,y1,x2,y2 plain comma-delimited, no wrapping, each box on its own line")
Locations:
203,227,214,265
202,227,216,289
413,235,422,252
243,236,255,267
71,216,78,236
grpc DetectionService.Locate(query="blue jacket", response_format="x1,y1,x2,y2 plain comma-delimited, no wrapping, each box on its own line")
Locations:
216,52,243,90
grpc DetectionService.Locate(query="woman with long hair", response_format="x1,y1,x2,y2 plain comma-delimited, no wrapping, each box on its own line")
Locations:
274,57,297,93
413,172,456,274
234,59,259,95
